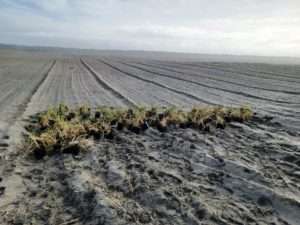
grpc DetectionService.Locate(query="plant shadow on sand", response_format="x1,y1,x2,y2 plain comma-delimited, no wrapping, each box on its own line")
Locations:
1,104,300,225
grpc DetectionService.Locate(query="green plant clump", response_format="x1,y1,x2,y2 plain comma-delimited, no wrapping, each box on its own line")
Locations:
25,104,253,159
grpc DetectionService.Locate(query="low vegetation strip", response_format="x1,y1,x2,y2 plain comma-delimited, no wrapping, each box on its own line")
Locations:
24,104,253,159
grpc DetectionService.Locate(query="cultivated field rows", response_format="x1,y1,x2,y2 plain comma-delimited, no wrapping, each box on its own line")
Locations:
147,60,300,92
24,57,128,116
83,58,201,107
88,57,300,127
204,62,300,80
138,63,299,112
0,52,300,225
0,54,299,147
125,61,300,102
0,58,53,141
112,60,298,107
168,61,300,84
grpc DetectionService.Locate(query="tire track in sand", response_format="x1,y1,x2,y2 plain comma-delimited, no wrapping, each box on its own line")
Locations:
80,58,137,108
97,59,217,106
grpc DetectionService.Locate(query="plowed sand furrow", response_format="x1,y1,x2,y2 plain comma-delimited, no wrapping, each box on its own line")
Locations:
98,59,216,105
153,60,300,90
207,62,300,80
183,62,300,84
81,58,137,107
1,52,300,225
80,59,131,106
107,61,300,125
0,60,54,142
85,58,202,107
131,61,300,95
121,61,300,105
26,59,131,114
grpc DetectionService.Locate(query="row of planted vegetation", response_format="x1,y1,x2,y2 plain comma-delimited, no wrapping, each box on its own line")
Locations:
25,104,253,159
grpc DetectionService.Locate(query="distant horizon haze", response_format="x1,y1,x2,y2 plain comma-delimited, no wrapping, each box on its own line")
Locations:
0,0,299,57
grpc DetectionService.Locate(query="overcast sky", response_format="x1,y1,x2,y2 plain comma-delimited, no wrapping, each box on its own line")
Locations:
0,0,299,57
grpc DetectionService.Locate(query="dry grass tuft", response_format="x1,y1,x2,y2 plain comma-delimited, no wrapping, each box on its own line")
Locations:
24,104,253,159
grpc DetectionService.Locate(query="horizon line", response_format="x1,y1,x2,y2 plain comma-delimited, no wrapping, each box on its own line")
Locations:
1,42,300,61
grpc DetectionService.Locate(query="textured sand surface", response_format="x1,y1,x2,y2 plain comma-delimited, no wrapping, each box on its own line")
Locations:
0,49,299,225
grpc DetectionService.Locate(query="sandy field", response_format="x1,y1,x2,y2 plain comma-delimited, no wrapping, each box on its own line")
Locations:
0,48,299,225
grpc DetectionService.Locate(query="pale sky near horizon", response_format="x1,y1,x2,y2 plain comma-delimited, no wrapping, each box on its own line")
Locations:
0,0,299,57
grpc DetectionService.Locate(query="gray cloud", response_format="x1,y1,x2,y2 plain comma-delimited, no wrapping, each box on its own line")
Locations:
0,0,299,56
